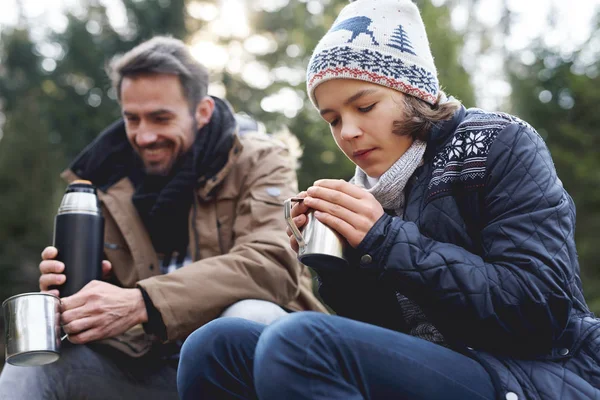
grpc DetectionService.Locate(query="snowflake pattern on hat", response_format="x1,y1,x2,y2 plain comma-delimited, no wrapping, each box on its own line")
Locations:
308,46,438,103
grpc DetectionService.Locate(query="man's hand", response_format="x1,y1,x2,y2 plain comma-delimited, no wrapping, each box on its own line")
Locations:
60,280,148,344
303,179,384,248
39,246,112,297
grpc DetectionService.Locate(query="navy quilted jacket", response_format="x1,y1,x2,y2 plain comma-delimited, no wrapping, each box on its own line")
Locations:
317,107,600,400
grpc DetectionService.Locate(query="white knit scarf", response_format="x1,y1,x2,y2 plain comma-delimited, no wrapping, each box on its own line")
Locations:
352,140,427,216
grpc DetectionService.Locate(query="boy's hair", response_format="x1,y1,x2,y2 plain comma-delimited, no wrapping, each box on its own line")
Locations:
106,36,209,111
394,91,462,141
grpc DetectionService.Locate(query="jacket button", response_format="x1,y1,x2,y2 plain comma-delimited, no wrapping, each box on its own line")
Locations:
360,254,372,264
505,392,518,400
559,348,569,356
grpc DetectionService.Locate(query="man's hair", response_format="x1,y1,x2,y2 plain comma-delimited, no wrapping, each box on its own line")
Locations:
106,36,209,111
393,91,462,141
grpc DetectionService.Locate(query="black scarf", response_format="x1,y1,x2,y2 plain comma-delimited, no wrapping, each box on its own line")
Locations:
130,97,236,260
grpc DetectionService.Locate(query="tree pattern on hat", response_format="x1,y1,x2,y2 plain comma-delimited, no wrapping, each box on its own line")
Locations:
388,24,416,55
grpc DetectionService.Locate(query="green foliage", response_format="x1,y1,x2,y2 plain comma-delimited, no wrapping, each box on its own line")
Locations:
417,0,476,107
507,36,600,312
0,91,62,299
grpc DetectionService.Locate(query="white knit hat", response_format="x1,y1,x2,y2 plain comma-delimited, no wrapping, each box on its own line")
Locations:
306,0,439,106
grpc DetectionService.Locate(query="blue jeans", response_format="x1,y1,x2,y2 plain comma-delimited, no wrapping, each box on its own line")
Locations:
0,342,178,400
177,312,495,400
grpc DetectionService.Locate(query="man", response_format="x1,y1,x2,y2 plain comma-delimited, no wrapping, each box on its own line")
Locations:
0,36,326,399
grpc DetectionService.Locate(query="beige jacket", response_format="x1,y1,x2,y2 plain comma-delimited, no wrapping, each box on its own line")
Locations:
63,132,327,356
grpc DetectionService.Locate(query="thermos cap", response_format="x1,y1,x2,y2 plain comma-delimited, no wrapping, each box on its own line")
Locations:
57,181,101,215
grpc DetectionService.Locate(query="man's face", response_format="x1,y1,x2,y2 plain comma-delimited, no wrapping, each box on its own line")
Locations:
121,73,197,175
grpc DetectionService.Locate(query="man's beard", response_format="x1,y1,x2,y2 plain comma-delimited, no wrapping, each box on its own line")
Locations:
140,119,198,176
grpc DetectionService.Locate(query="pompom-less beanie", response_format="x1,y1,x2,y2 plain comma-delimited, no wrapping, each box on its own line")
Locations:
306,0,439,106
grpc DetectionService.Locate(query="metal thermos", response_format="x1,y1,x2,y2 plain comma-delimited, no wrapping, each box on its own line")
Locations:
52,180,104,297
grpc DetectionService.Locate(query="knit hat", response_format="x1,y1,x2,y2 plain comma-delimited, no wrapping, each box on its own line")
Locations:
306,0,439,106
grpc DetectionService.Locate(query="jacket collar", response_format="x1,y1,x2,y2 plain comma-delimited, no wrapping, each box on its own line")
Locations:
424,105,466,162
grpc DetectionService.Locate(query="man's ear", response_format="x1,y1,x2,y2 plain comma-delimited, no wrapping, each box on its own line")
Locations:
194,96,215,129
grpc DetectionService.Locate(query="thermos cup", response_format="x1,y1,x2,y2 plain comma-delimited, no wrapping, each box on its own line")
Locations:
284,198,349,272
2,293,62,366
52,180,104,297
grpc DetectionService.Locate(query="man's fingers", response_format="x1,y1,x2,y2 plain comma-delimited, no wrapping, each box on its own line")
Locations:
62,315,96,336
60,286,92,311
39,260,64,275
41,246,58,260
39,274,65,291
66,327,99,345
60,302,93,326
101,260,112,279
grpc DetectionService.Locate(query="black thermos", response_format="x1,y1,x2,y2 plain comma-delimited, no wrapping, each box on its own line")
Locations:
52,180,104,297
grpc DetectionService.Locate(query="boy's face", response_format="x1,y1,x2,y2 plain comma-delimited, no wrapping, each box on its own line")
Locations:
314,79,414,178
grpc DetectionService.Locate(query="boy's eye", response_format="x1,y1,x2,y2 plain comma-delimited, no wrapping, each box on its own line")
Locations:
358,103,376,113
329,118,339,127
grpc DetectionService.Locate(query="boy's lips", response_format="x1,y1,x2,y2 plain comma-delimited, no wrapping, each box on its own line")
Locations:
353,148,376,158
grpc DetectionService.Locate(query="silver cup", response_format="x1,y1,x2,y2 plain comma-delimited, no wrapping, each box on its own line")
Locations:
2,292,62,366
284,198,348,271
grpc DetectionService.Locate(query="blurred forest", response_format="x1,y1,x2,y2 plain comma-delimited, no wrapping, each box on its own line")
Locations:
0,0,599,370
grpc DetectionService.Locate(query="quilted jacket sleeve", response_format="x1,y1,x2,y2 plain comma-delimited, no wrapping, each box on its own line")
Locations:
357,123,576,355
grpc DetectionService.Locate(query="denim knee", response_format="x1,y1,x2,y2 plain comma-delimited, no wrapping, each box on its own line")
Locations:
178,318,258,399
219,299,288,325
254,312,331,398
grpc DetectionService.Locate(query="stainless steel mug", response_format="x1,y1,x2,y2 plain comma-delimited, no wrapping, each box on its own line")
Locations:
2,293,62,366
284,198,348,271
52,180,104,297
